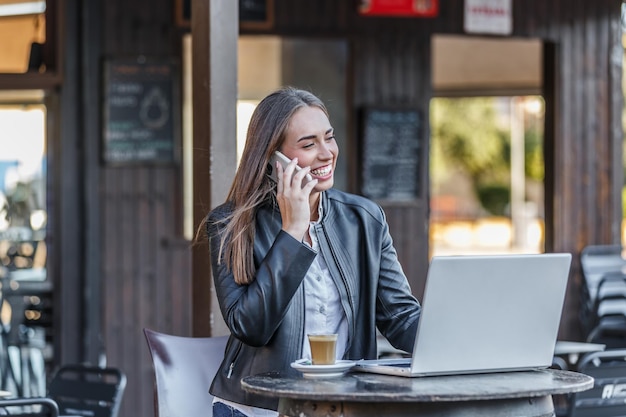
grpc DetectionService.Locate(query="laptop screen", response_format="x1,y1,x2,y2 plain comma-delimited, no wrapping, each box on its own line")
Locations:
407,253,571,376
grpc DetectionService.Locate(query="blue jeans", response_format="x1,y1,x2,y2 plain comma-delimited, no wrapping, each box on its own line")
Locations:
213,402,249,417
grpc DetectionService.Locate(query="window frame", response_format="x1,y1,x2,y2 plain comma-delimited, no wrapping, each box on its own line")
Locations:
0,0,62,89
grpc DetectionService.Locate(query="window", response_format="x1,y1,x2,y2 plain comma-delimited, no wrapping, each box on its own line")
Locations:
0,91,47,281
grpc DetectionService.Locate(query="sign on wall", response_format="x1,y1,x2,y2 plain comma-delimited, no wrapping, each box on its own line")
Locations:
102,58,179,165
358,0,438,17
464,0,512,35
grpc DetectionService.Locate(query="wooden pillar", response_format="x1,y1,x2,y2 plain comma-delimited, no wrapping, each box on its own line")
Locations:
191,0,237,336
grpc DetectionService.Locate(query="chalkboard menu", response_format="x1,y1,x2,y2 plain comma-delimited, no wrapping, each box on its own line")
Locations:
103,59,179,165
360,108,421,200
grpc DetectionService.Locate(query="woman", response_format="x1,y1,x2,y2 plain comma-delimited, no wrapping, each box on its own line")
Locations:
205,87,421,417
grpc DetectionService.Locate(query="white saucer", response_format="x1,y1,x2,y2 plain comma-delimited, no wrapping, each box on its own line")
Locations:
290,359,356,379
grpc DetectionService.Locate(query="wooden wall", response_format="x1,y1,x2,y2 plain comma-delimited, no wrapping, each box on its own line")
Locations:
96,2,187,417
349,26,434,300
60,0,623,417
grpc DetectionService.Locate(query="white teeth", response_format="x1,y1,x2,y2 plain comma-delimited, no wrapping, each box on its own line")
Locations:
311,166,331,176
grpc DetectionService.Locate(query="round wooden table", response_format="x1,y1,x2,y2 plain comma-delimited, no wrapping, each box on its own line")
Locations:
242,369,593,417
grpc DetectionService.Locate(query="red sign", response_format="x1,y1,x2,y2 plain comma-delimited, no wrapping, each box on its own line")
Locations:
359,0,439,17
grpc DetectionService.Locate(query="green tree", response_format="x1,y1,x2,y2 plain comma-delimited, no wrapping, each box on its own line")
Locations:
431,97,544,216
431,97,510,215
524,121,544,181
432,98,508,181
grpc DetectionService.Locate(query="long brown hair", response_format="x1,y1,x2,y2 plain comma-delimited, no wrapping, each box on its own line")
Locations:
212,87,328,285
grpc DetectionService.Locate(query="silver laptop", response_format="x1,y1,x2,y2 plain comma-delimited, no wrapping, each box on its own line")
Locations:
354,253,572,377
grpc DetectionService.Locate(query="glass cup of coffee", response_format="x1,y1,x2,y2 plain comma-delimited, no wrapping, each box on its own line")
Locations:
308,333,338,365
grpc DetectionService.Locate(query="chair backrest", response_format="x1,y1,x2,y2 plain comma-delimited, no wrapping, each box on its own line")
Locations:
581,245,626,299
143,328,228,417
0,397,59,417
48,365,127,417
570,349,626,417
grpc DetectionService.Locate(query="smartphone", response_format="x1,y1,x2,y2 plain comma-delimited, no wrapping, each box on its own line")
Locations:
266,151,313,185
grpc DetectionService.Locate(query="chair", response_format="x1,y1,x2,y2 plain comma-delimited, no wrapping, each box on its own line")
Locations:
589,273,626,320
595,272,626,304
143,328,228,417
579,245,626,335
587,315,626,348
47,365,126,417
0,397,59,417
580,245,626,306
580,245,626,274
569,349,626,417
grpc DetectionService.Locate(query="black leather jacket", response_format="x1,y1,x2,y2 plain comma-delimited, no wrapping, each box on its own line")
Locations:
206,189,421,410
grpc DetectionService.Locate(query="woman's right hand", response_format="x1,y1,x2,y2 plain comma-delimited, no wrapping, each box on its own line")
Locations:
275,157,318,242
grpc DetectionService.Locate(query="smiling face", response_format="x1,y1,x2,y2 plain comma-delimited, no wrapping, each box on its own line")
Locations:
280,105,339,198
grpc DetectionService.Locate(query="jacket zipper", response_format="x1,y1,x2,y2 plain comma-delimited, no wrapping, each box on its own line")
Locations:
227,341,243,378
317,223,356,345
